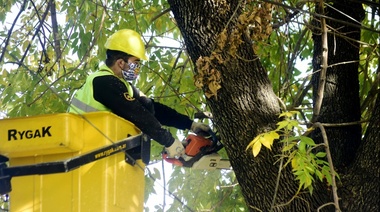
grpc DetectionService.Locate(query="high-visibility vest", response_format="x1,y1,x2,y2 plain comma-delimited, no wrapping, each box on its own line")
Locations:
69,65,134,114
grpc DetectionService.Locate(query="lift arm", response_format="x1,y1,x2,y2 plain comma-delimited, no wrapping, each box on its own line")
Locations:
0,134,150,195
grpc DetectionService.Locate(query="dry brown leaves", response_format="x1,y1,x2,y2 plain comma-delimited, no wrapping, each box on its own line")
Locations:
194,2,273,99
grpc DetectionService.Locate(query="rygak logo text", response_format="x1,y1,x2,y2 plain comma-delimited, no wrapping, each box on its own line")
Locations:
7,126,52,141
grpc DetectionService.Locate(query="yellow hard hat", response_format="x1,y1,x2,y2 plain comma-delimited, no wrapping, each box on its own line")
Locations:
104,29,148,60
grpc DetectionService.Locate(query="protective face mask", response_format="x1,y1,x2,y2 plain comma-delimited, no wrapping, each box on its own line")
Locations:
122,62,140,81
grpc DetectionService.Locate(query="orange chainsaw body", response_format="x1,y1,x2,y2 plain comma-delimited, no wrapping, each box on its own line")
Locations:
185,134,212,156
163,134,231,170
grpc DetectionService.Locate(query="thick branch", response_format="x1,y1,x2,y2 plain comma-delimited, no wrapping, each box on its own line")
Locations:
50,0,62,62
312,0,328,123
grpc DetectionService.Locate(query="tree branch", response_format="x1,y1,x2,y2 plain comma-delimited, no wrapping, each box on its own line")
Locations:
19,0,51,67
313,122,341,212
270,156,284,211
0,0,27,64
150,7,171,23
311,0,328,123
260,0,379,33
50,0,62,62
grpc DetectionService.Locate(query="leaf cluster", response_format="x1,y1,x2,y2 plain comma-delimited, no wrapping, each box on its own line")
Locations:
245,2,273,44
195,56,222,99
247,111,337,194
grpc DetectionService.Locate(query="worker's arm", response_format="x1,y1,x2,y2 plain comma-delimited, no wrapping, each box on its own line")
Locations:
92,75,175,147
152,100,193,130
136,96,211,136
131,84,212,137
131,85,193,130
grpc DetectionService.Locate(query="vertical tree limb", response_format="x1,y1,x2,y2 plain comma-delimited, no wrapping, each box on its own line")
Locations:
312,0,328,123
50,0,62,63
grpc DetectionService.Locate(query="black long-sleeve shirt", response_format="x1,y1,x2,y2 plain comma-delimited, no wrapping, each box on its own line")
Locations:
92,75,193,147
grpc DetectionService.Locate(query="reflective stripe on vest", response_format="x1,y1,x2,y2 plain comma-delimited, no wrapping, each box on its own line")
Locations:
70,97,99,112
69,65,133,114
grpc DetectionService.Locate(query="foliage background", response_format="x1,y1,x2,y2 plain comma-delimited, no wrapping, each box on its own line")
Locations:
0,0,378,211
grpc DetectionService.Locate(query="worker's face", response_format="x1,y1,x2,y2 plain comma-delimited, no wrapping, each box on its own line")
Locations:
119,57,141,81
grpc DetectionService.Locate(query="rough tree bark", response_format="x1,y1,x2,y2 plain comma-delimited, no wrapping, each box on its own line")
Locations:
168,0,334,211
311,0,379,211
341,80,380,211
311,0,364,171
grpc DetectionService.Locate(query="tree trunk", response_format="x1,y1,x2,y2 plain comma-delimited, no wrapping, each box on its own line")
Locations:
168,0,331,211
311,0,379,211
341,81,380,211
311,0,364,171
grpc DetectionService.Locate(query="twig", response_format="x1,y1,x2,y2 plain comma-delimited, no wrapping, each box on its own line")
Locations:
323,3,362,25
219,183,239,188
277,97,287,111
0,0,27,64
274,190,311,211
286,26,309,83
248,205,264,212
313,122,341,212
317,202,337,211
259,0,379,33
269,156,284,211
210,183,235,211
19,0,51,66
150,7,171,23
321,120,368,127
290,81,313,110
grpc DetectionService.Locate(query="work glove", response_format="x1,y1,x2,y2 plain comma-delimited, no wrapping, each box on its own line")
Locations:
165,139,185,158
190,122,211,137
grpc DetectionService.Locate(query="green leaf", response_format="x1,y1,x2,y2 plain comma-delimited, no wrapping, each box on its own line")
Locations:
276,120,289,130
299,136,315,146
315,152,327,158
282,142,297,152
322,165,332,185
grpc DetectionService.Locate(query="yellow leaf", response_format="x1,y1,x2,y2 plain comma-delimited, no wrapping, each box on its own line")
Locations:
261,131,279,150
279,111,293,118
252,141,262,157
246,134,261,150
291,158,298,169
278,111,299,118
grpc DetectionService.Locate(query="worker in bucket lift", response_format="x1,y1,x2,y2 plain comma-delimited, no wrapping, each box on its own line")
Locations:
68,29,211,159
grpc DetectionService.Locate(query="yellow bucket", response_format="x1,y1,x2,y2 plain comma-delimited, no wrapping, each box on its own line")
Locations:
0,112,145,212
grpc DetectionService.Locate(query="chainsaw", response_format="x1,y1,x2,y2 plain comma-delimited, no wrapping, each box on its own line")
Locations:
162,130,231,170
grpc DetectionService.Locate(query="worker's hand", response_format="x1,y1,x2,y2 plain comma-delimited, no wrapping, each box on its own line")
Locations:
191,122,211,137
165,139,185,158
